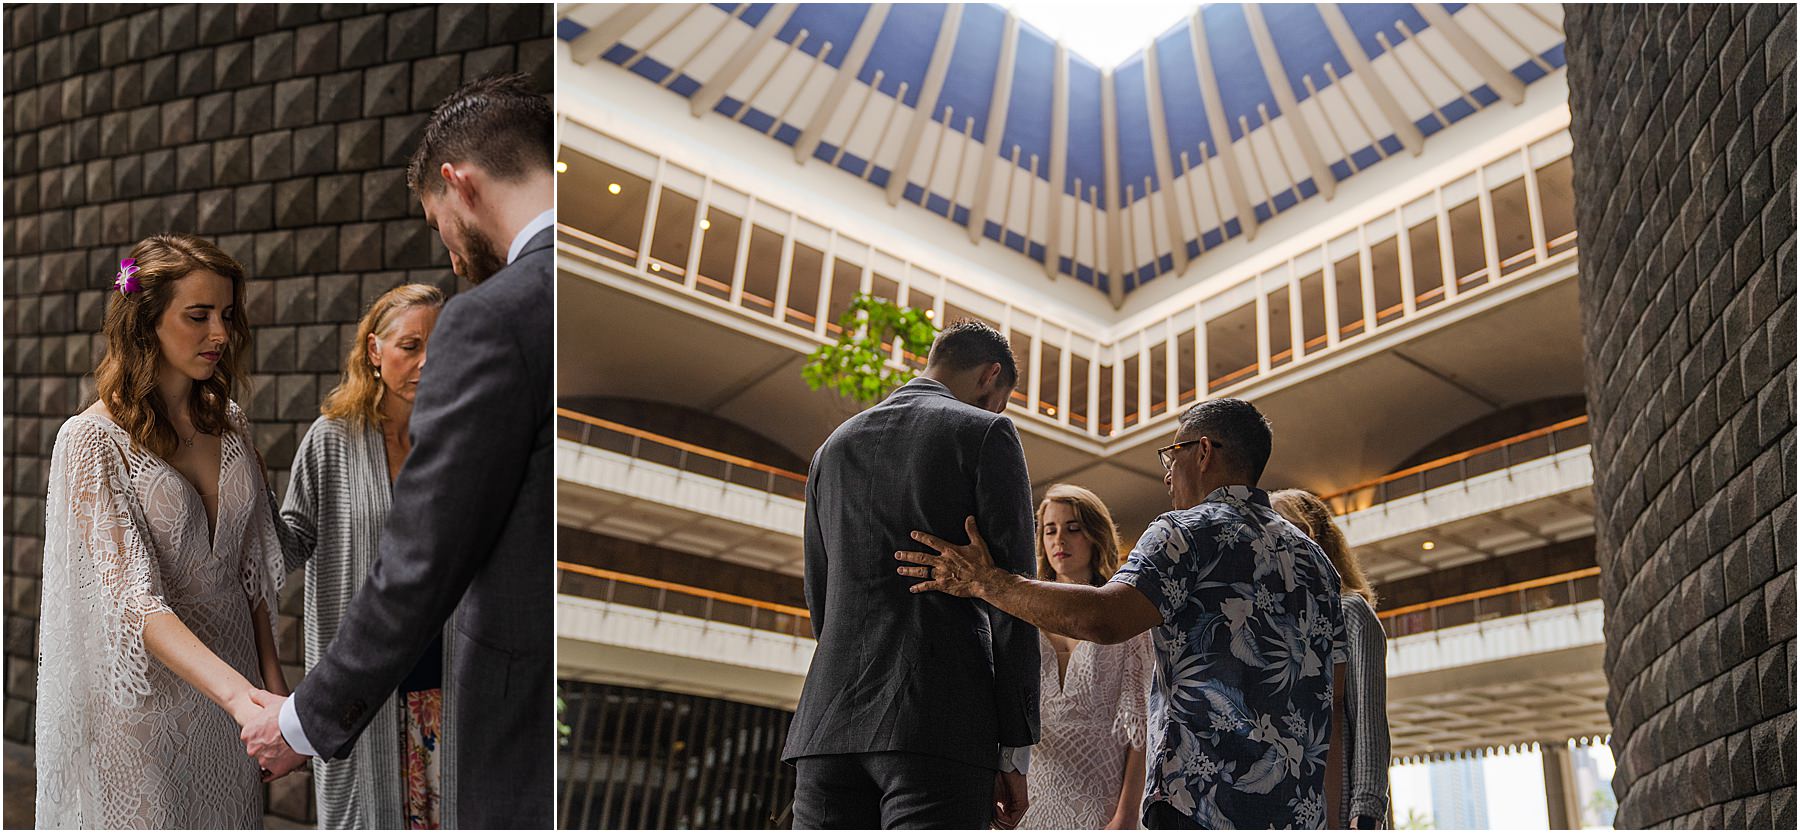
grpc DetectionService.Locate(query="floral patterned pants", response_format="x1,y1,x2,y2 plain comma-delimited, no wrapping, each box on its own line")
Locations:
402,689,443,829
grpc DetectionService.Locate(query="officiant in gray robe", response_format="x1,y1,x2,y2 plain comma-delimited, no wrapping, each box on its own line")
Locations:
280,283,459,828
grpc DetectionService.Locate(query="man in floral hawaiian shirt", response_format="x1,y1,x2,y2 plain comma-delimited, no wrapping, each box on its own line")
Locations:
897,398,1344,829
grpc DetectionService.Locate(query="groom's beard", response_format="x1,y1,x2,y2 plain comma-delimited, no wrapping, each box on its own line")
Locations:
456,217,507,283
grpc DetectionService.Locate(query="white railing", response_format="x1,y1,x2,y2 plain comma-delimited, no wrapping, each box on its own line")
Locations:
563,121,1579,443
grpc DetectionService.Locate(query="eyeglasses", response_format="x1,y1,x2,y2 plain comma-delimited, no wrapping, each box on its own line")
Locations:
1156,437,1222,471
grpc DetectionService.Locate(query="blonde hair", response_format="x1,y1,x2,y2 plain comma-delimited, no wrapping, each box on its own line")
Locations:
95,234,252,458
1035,483,1123,586
320,284,446,427
1270,489,1377,608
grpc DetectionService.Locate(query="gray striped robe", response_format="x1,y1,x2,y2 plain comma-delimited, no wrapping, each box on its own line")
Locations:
1338,592,1391,826
281,415,459,829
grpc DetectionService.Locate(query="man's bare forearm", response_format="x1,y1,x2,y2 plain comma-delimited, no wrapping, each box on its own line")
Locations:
978,574,1145,645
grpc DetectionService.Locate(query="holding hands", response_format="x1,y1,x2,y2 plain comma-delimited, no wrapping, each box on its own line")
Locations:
233,689,309,782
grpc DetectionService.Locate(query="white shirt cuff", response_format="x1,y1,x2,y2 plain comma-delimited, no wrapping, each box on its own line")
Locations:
278,694,319,758
999,745,1031,775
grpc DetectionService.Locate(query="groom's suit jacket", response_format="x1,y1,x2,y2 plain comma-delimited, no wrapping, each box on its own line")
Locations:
781,377,1040,771
293,227,553,828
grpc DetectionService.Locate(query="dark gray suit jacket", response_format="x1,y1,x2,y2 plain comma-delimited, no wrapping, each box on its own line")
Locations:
293,227,553,828
781,377,1040,771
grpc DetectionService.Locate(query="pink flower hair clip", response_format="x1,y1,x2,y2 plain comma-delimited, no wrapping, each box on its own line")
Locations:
114,258,141,294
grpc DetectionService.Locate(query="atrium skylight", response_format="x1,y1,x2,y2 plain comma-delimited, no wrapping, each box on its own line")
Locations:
1009,0,1195,67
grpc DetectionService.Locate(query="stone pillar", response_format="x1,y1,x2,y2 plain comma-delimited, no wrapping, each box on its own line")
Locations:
1541,741,1583,830
1564,4,1796,829
1,3,551,825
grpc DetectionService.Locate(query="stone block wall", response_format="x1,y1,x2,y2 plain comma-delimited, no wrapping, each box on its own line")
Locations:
1565,4,1795,828
2,3,550,823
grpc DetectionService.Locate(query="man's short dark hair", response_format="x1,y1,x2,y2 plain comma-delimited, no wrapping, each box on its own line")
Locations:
1177,398,1273,484
926,320,1018,388
407,73,554,194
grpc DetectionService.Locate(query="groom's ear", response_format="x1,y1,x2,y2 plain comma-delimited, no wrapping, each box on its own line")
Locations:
440,162,478,206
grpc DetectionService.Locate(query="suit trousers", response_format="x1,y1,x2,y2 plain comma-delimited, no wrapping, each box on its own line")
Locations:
1144,800,1204,829
792,751,993,829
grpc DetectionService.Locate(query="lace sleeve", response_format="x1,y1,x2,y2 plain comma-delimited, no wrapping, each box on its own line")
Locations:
1111,630,1153,750
46,418,173,709
230,405,284,630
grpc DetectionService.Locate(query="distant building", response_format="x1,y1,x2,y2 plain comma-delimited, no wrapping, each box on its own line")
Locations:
1428,757,1491,830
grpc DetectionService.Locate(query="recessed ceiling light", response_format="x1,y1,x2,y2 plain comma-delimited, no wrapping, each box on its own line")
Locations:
555,160,568,173
1046,407,1058,416
1421,541,1436,551
649,262,661,271
924,309,935,319
607,183,622,195
700,219,711,230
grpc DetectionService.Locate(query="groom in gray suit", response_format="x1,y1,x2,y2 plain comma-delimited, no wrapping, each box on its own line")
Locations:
241,74,554,828
782,321,1040,829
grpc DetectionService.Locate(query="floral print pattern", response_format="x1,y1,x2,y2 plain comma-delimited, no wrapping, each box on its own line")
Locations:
1110,486,1344,829
403,688,443,829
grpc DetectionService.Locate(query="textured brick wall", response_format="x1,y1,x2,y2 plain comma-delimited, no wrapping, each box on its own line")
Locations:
1565,4,1796,828
2,3,549,823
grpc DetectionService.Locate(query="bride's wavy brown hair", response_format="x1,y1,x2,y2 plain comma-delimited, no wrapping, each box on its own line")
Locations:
320,283,446,427
95,234,252,458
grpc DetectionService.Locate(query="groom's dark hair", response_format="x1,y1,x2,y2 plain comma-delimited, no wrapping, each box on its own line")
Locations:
407,73,554,195
926,320,1018,389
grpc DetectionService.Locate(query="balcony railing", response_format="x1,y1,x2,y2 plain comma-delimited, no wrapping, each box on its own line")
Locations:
561,117,1580,442
1377,566,1601,638
558,407,808,501
1320,416,1590,515
558,561,813,640
556,557,1600,644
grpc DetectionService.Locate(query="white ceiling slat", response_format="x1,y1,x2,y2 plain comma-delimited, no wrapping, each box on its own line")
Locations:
963,11,1023,228
618,5,701,73
1400,25,1487,113
727,30,809,125
1320,3,1427,156
1043,42,1071,280
690,4,800,118
1099,66,1126,307
1243,4,1338,200
792,4,893,164
1141,39,1191,277
1379,33,1452,129
1414,3,1527,105
1188,9,1261,243
569,3,659,65
770,43,838,136
882,4,966,205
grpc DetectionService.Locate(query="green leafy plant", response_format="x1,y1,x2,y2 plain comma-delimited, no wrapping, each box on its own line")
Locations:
556,689,572,747
801,294,938,404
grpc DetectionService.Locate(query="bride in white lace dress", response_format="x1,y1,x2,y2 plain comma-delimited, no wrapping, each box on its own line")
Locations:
1019,485,1152,830
37,234,289,828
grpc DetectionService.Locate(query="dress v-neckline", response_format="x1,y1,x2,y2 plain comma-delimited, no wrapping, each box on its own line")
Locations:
83,412,230,551
1049,636,1088,695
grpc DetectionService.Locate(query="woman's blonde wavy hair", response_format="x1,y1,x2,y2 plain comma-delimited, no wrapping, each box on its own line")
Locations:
320,284,446,427
95,234,251,458
1035,483,1124,586
1270,489,1377,608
